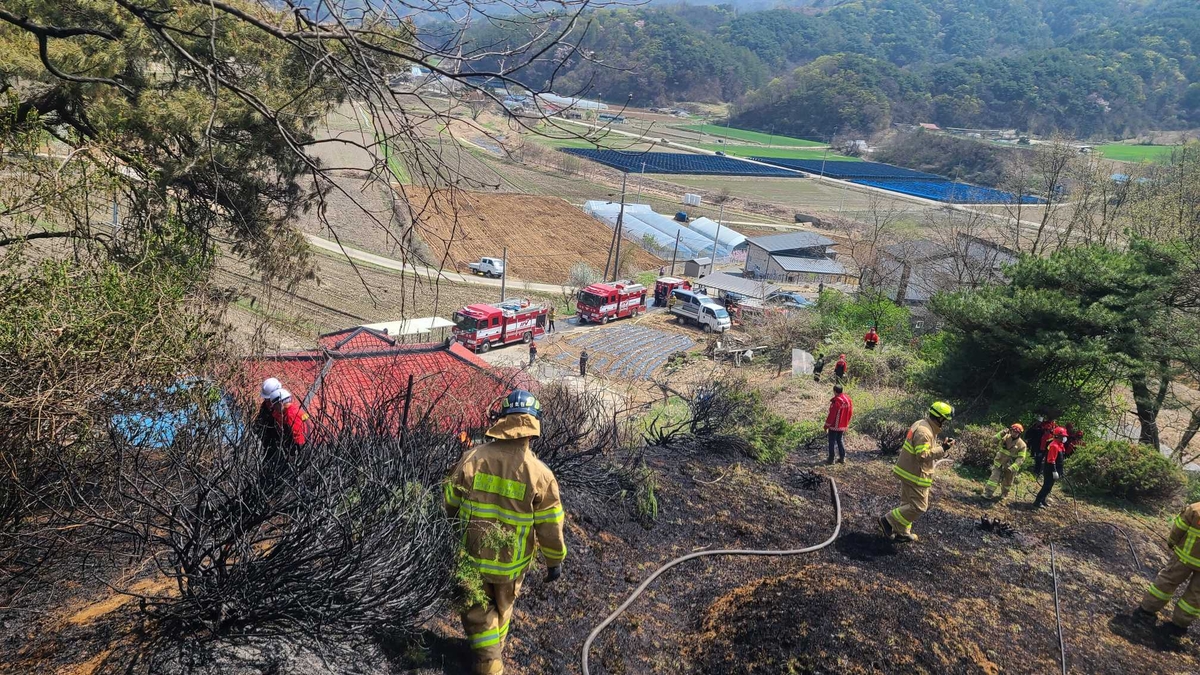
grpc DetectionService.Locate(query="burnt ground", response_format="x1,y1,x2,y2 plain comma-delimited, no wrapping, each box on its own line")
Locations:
375,435,1200,675
6,436,1199,674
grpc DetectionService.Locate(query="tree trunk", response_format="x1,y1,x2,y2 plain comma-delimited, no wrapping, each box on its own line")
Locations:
1130,375,1161,449
1176,409,1200,459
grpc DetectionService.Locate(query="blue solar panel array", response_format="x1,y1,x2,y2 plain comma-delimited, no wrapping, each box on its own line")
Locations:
753,158,1040,204
563,149,1039,204
851,180,1045,205
560,149,804,177
750,158,943,181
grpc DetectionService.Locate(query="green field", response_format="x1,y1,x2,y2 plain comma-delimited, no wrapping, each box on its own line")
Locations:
676,124,824,147
1096,144,1178,162
703,145,861,161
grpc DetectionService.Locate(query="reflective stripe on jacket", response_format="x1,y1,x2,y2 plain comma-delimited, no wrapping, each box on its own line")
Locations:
445,413,566,583
1170,503,1200,570
893,417,945,488
992,430,1027,467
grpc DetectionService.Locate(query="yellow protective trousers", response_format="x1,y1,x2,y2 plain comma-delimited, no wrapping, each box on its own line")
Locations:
1141,558,1200,628
985,464,1017,498
886,479,930,536
460,577,523,673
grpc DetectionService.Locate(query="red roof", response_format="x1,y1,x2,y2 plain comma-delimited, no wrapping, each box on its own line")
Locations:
242,336,509,437
316,326,397,353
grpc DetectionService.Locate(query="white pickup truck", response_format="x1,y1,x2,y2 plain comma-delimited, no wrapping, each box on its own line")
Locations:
669,289,731,333
468,257,505,278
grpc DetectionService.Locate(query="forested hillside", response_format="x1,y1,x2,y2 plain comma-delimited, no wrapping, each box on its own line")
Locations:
458,0,1199,138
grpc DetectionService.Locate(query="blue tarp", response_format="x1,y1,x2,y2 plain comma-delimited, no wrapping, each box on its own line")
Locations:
109,379,241,448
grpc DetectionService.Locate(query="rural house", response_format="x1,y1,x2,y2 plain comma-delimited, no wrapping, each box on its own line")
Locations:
879,233,1018,306
243,326,511,435
743,231,851,284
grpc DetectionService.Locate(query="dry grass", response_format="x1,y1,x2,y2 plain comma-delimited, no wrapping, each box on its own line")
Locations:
402,187,662,283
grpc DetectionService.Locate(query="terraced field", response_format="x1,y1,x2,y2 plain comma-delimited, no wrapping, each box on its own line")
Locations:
404,188,662,283
553,325,696,380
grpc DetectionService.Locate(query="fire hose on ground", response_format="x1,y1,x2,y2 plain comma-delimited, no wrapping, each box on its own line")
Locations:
580,476,842,675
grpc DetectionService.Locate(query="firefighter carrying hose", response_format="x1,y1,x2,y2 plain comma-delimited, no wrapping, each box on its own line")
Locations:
444,389,566,675
984,423,1027,500
1138,501,1200,638
879,401,956,542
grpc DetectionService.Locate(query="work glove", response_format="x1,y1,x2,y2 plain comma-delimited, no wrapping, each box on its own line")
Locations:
941,438,956,452
1052,471,1060,480
544,566,562,583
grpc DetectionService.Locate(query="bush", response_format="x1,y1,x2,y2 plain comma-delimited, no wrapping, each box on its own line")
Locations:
1068,440,1186,506
646,378,820,463
817,334,918,389
957,425,1003,470
853,394,925,455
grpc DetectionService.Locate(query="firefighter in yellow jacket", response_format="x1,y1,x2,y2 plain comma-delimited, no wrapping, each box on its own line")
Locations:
444,389,566,675
1138,502,1200,637
984,423,1027,500
879,401,956,542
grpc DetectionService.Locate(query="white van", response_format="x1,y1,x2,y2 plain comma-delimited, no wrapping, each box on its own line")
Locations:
669,289,732,333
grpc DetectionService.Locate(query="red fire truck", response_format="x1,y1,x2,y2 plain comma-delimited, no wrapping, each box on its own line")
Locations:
576,281,647,324
451,298,548,353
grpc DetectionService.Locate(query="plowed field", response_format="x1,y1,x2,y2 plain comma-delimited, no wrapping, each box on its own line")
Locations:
404,188,662,283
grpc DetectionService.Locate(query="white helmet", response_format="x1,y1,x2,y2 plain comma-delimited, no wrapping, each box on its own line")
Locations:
261,377,282,399
272,388,293,403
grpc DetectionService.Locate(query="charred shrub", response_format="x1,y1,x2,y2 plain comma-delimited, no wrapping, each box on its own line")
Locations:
532,383,626,497
1068,440,1185,507
77,402,460,639
644,379,819,463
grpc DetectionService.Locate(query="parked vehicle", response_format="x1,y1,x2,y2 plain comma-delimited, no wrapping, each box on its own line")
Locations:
467,257,505,278
670,289,731,333
451,299,547,353
766,291,815,310
653,276,690,307
576,281,646,324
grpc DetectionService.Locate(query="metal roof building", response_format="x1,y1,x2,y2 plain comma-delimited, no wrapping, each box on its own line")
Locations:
773,257,848,275
748,231,837,253
692,272,780,300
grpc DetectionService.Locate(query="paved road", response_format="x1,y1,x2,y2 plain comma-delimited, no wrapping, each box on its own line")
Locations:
306,233,572,294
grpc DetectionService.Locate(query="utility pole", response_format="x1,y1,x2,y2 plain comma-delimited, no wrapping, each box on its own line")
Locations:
636,161,646,200
670,232,680,276
711,200,725,261
612,172,628,282
500,246,508,301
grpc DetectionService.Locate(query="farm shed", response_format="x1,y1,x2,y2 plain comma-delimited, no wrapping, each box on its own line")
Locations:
770,256,852,284
361,317,456,344
692,272,780,301
684,257,713,277
744,232,839,281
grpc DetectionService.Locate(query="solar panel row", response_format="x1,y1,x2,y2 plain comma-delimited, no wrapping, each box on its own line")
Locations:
560,149,804,178
562,149,1040,204
749,158,943,181
850,179,1045,205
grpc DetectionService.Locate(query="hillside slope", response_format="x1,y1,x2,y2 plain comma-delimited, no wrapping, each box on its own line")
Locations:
391,384,1198,673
